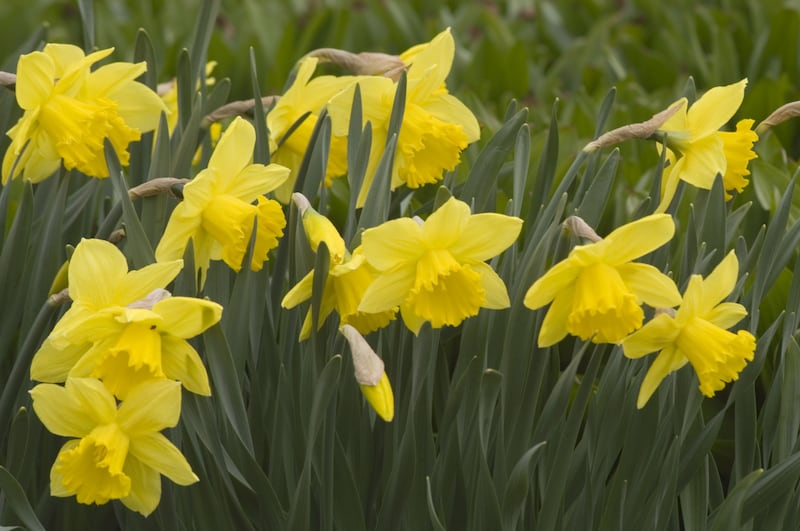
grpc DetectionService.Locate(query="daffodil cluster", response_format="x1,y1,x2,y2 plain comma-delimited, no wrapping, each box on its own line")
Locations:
3,44,166,183
265,28,479,207
30,238,222,515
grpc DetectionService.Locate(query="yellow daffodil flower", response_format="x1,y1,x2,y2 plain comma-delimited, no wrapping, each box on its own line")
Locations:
37,238,184,344
328,28,480,207
656,79,757,212
33,292,221,399
30,239,222,397
524,214,681,347
2,43,166,183
282,193,395,339
267,57,355,202
155,116,290,287
622,251,755,408
283,247,397,340
31,378,198,516
358,197,521,334
340,325,394,421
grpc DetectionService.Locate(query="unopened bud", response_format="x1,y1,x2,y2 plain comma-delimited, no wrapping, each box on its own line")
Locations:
563,215,602,242
292,192,347,264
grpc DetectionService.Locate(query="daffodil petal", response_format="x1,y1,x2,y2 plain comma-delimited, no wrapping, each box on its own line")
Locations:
636,345,687,409
225,163,290,202
422,198,471,248
472,262,510,309
617,262,681,308
161,336,211,396
407,29,454,99
208,117,254,177
153,297,222,338
524,259,579,310
121,455,161,517
110,81,168,132
30,340,87,383
128,432,199,486
424,93,480,142
537,286,573,347
16,51,54,110
399,302,426,335
154,206,199,263
42,43,85,76
705,302,748,329
116,259,184,305
88,62,147,99
687,79,747,138
281,270,315,309
601,213,675,265
361,218,423,271
30,383,95,437
697,250,739,315
678,135,726,189
622,313,680,359
449,213,522,262
68,377,118,425
68,239,127,307
359,266,416,314
118,380,181,437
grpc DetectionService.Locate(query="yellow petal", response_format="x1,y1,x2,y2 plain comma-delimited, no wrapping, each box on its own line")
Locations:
16,51,54,110
31,340,87,383
161,336,211,396
621,313,680,359
655,157,682,214
109,81,168,132
422,197,471,247
399,302,426,335
361,218,423,271
118,380,182,437
424,93,480,143
705,302,748,329
115,259,184,305
68,377,119,426
696,250,739,316
678,135,726,189
524,259,580,310
658,98,689,133
128,432,199,486
30,383,96,437
225,163,290,202
155,204,199,263
121,456,161,517
282,270,315,309
407,29,454,100
360,372,394,422
153,297,222,338
537,287,573,347
68,239,128,307
359,265,416,314
87,62,147,98
42,43,85,76
616,263,681,308
472,262,511,309
208,117,254,178
686,79,747,138
601,213,675,266
449,212,522,262
636,345,687,409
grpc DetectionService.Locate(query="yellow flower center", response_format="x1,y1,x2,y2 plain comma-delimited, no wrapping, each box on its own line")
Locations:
38,95,140,177
92,322,165,399
409,249,485,327
54,423,131,505
202,194,258,272
719,119,758,199
567,262,644,343
249,196,286,271
678,317,756,397
397,102,468,188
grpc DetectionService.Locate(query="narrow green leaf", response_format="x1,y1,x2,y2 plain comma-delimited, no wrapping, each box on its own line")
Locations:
189,0,221,83
0,466,44,531
501,441,547,530
512,123,531,217
709,469,763,531
76,0,94,51
249,47,269,165
105,139,154,268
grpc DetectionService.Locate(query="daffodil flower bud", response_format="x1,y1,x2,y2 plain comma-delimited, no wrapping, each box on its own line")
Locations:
340,325,394,422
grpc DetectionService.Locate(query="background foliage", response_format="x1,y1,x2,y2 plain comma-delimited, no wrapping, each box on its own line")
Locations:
2,0,800,529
